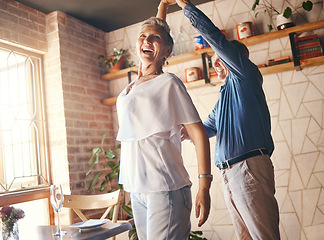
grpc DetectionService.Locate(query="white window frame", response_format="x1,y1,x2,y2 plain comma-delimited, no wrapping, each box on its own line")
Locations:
0,42,50,195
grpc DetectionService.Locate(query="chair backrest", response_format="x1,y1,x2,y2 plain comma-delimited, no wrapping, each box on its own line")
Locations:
63,189,121,223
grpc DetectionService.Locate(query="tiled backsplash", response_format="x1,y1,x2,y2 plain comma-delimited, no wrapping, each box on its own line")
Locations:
107,1,324,239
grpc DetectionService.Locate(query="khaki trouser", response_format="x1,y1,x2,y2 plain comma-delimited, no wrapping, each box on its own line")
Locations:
221,154,280,240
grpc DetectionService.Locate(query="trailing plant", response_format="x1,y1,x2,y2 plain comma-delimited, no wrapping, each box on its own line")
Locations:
252,0,314,31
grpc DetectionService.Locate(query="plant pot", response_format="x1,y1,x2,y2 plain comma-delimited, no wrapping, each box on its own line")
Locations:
276,14,295,30
109,56,126,73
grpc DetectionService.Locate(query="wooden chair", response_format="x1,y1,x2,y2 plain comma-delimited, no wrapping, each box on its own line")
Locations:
63,189,121,239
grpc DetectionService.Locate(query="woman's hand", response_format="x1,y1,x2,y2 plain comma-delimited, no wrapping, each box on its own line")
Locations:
161,0,176,6
195,187,211,227
157,0,190,19
183,122,211,227
157,0,176,19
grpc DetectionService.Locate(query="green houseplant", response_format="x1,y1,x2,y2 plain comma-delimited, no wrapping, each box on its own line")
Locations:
99,48,128,73
86,130,137,240
188,231,207,240
87,130,206,239
252,0,314,31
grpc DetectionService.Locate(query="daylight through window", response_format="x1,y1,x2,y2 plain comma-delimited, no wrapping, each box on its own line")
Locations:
0,43,49,193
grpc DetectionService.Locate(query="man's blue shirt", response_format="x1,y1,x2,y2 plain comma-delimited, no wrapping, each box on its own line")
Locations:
184,4,274,166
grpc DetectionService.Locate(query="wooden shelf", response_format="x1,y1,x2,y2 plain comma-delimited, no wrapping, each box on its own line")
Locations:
101,48,213,81
241,19,324,46
102,96,118,106
259,55,324,75
184,77,221,90
102,20,324,106
103,56,324,106
101,20,324,82
102,66,138,81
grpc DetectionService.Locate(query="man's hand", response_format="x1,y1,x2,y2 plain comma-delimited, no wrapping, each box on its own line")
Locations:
176,0,191,9
181,126,190,141
195,188,211,227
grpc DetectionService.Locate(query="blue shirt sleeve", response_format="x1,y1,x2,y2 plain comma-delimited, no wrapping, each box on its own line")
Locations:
183,4,260,83
183,3,274,162
204,107,217,138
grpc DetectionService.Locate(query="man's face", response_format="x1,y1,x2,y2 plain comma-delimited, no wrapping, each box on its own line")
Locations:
212,53,229,82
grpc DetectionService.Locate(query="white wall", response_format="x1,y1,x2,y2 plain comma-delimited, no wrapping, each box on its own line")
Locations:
106,1,324,239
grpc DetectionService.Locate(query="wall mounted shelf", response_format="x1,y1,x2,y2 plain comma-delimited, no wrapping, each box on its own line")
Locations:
240,19,324,46
184,77,222,90
259,55,324,75
102,20,324,106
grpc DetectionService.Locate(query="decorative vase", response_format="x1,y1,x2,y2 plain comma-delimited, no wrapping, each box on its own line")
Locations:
2,222,19,240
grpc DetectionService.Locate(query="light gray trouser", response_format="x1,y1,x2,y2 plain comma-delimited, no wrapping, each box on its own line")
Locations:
221,154,280,240
130,186,192,240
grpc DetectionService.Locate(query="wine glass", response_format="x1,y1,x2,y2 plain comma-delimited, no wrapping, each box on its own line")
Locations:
50,184,67,236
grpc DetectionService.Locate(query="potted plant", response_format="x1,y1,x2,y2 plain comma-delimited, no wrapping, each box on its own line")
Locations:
252,0,314,31
188,231,207,240
99,48,128,73
86,130,137,239
86,131,206,240
0,206,25,239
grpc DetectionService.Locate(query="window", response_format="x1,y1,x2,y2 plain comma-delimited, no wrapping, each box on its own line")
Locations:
0,43,49,193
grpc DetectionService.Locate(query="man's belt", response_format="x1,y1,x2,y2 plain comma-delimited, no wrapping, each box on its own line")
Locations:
216,149,268,170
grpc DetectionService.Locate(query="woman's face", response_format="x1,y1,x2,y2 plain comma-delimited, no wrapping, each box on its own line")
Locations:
136,25,172,66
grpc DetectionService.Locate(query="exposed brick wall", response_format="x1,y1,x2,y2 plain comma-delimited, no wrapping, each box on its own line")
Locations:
53,11,115,196
0,0,46,51
44,11,70,197
1,0,116,223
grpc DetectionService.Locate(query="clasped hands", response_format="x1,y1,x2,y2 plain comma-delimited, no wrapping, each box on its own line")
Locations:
160,0,190,9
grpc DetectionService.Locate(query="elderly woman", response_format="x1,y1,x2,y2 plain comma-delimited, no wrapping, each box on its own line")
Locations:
116,15,211,240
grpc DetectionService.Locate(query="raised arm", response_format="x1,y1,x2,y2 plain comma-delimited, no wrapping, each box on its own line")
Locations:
177,0,254,80
183,121,211,227
156,0,180,20
157,1,168,19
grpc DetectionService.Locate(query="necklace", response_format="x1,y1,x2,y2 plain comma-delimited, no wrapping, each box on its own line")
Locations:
139,69,163,79
127,70,163,93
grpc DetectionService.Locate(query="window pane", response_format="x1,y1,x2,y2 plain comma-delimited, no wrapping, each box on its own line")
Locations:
13,199,50,227
0,45,49,192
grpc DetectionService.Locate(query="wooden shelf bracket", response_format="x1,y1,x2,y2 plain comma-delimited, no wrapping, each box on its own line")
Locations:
127,70,138,83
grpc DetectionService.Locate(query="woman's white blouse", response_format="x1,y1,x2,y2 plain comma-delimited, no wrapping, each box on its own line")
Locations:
116,73,201,193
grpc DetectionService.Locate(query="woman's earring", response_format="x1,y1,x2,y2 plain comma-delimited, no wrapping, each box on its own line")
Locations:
164,57,169,65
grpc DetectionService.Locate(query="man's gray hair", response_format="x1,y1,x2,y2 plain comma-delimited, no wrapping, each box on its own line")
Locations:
141,17,174,47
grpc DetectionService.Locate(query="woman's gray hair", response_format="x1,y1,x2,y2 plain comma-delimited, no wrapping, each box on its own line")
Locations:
141,17,174,47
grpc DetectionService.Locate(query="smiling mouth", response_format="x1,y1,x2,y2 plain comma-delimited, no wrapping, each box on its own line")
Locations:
142,48,153,54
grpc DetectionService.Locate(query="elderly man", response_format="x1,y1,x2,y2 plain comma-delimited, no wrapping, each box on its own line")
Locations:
158,1,280,239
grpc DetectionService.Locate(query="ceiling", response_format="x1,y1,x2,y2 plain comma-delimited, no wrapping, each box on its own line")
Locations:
16,0,212,32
